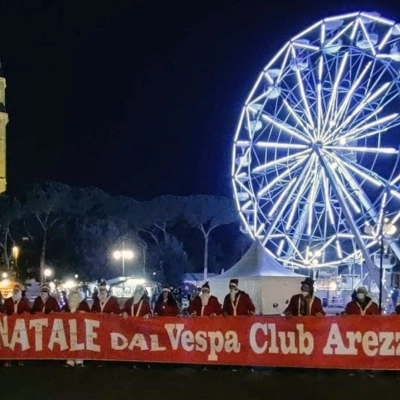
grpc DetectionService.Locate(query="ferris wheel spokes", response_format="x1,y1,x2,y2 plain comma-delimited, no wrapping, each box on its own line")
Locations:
233,11,400,281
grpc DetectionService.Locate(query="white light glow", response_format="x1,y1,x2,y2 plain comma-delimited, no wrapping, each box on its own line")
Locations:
64,280,76,289
253,149,310,173
113,250,134,260
257,157,307,197
44,269,52,277
258,112,311,144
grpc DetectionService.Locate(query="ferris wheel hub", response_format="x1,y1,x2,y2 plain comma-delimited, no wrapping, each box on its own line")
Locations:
312,140,324,151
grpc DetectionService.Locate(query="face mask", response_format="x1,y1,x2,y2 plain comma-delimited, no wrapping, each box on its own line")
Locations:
98,290,107,300
301,291,309,297
40,292,49,301
357,293,365,300
12,291,21,301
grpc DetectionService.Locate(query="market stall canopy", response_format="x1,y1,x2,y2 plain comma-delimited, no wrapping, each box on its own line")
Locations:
209,241,305,315
212,240,302,278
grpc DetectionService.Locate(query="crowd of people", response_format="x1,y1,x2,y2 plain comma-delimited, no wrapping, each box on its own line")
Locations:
0,275,395,369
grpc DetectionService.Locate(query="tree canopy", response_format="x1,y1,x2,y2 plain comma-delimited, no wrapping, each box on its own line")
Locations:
0,182,243,285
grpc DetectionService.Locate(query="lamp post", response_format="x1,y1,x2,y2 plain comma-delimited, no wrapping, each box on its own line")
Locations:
44,268,52,283
113,242,134,278
364,218,397,313
379,230,384,313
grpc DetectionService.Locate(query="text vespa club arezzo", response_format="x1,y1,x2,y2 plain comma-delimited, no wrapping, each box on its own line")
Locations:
1,314,400,369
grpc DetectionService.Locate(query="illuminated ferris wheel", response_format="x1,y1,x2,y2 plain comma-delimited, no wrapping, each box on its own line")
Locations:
232,11,400,282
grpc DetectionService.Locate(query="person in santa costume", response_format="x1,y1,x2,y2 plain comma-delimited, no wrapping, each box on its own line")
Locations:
153,286,180,316
284,277,325,316
3,284,30,316
122,284,152,319
91,280,121,314
2,285,30,367
222,279,255,316
63,288,90,368
31,283,61,314
188,282,222,317
344,286,378,378
344,286,379,316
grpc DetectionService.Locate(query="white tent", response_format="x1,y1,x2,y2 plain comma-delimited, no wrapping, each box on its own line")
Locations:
208,241,306,315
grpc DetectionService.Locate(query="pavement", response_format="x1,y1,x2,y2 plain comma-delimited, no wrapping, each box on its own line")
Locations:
2,362,400,400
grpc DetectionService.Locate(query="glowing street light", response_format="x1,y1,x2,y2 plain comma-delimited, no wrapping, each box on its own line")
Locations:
12,246,19,260
113,242,134,277
44,268,52,282
1,272,7,279
12,246,20,278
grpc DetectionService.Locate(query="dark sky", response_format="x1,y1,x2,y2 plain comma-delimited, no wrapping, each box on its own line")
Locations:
0,0,398,198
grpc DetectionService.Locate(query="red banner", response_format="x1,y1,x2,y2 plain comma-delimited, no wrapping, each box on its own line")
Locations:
1,314,400,369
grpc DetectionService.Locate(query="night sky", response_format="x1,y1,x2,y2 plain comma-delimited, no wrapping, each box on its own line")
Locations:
0,0,399,199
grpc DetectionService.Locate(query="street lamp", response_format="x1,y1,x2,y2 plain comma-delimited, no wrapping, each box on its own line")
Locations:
44,268,52,283
1,272,7,279
364,218,397,313
113,242,134,277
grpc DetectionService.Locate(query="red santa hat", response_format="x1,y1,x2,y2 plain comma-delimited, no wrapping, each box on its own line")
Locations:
134,284,145,294
202,282,210,291
162,285,171,292
99,280,107,289
40,283,50,292
229,279,239,288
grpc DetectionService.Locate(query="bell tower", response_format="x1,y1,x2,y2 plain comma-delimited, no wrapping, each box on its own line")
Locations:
0,66,8,193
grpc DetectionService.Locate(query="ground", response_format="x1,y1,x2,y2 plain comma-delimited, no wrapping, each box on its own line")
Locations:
2,363,400,400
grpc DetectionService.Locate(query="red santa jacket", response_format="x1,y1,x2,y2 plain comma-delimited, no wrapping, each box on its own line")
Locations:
188,295,222,316
122,297,152,317
153,300,180,316
63,300,91,313
284,294,325,316
223,290,255,316
3,296,31,315
91,295,121,314
31,295,61,314
345,298,379,315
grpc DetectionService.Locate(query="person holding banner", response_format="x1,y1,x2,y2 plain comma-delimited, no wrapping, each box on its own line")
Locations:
91,280,121,314
122,284,152,319
222,279,256,316
284,277,325,317
63,288,90,313
63,288,90,368
153,286,180,316
343,287,379,316
2,284,30,367
188,282,222,317
2,284,30,316
31,283,61,314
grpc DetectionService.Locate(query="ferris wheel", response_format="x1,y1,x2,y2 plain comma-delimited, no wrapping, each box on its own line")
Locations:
232,11,400,286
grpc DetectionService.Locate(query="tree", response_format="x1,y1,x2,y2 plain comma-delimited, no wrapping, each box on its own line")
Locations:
183,195,238,280
25,182,72,282
0,194,23,270
142,195,185,244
